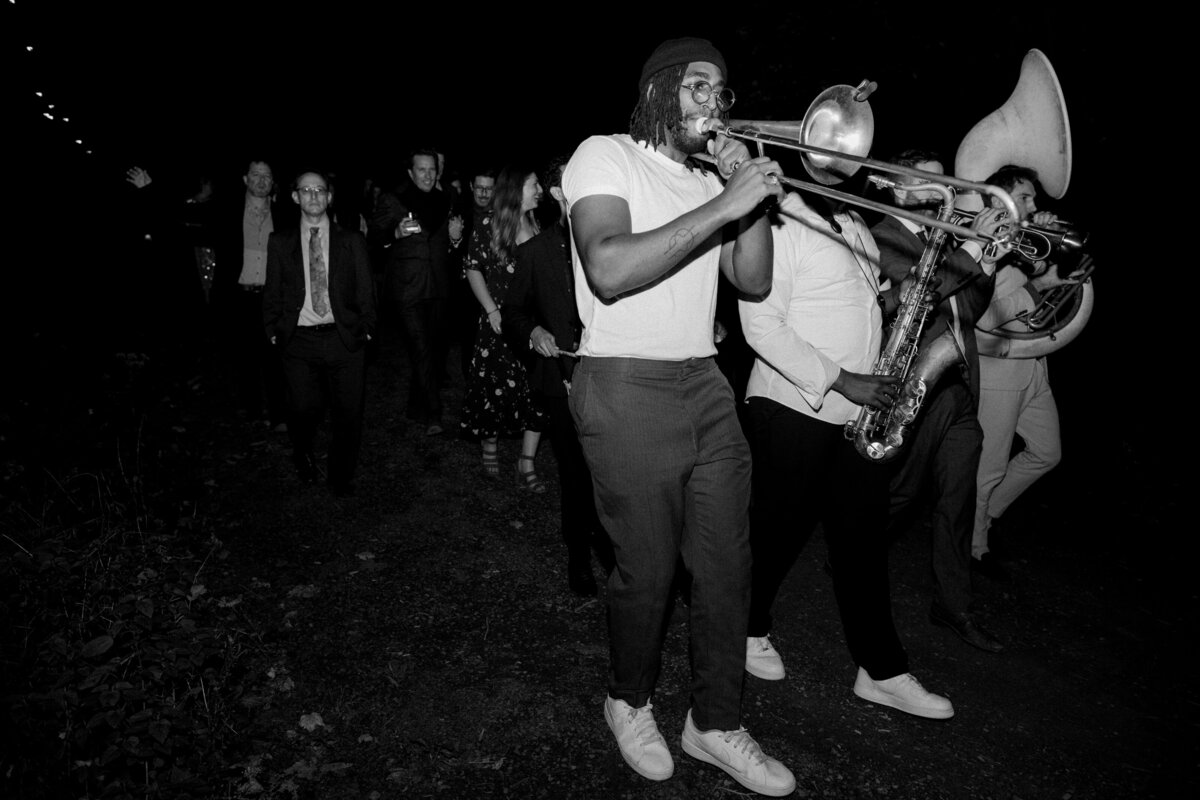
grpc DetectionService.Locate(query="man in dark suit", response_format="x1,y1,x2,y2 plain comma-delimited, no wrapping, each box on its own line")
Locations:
264,170,377,497
870,149,1007,652
369,148,454,436
504,156,613,596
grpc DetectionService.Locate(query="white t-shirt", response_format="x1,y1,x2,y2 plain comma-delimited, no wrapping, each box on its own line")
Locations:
562,134,724,360
739,200,885,425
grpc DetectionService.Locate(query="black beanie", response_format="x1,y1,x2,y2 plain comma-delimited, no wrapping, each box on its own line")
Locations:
638,37,727,90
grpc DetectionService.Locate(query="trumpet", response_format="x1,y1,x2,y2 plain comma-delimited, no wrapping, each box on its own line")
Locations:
952,208,1088,262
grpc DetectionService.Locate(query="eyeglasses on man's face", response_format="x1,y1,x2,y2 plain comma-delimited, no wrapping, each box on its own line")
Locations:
681,81,735,112
297,186,329,197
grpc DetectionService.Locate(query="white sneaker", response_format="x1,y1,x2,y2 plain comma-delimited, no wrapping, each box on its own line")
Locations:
852,667,954,719
604,697,674,781
681,710,796,796
746,636,786,681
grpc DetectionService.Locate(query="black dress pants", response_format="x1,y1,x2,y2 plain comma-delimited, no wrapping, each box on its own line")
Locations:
887,381,981,615
281,326,366,487
543,393,612,569
396,298,446,423
744,396,909,681
235,286,286,424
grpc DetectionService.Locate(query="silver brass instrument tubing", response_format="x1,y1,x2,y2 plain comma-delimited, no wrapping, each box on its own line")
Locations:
693,116,1023,247
950,208,1088,262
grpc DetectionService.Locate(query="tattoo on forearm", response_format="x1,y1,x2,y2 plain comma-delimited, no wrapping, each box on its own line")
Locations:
665,227,697,257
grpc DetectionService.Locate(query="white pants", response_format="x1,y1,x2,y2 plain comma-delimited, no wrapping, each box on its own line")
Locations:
973,358,1061,557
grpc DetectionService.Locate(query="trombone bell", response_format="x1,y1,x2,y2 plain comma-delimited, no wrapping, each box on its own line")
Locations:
801,83,875,184
695,80,1023,243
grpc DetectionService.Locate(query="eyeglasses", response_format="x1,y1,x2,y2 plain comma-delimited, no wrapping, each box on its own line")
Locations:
681,81,736,112
296,186,329,197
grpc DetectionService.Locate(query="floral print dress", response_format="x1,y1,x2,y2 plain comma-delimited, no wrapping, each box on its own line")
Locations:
459,214,544,439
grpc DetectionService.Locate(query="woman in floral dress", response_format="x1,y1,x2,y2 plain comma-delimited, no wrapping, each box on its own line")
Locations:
460,165,547,491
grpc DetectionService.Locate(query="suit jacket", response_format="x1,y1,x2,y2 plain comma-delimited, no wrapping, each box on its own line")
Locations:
871,214,995,404
262,222,377,352
368,184,453,305
503,221,580,398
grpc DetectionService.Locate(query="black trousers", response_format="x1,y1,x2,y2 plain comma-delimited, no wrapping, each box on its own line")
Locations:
571,357,751,730
281,326,366,487
887,381,981,615
235,287,286,424
744,396,908,681
396,298,446,423
542,393,612,569
449,275,478,383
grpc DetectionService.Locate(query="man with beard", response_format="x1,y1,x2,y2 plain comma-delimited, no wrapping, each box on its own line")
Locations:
563,37,794,796
264,171,376,497
870,150,1008,653
370,149,455,435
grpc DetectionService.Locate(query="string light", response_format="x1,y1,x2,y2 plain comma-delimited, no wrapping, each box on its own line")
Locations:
19,19,98,157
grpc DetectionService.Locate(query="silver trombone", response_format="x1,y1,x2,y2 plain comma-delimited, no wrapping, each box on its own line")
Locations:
693,82,1024,245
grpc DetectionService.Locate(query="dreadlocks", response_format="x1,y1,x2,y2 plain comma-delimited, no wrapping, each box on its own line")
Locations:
628,64,687,150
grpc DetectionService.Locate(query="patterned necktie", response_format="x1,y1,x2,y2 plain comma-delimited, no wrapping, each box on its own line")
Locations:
309,226,329,316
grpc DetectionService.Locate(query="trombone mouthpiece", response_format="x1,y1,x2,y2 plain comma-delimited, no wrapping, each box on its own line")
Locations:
694,117,723,136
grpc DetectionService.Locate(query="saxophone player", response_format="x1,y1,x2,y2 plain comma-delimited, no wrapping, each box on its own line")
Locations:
972,166,1082,578
870,150,1008,653
738,190,955,719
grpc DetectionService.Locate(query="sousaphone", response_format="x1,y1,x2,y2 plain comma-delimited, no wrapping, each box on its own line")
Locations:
955,48,1093,359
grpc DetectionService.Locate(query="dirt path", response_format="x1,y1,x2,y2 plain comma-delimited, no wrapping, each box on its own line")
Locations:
118,329,1197,798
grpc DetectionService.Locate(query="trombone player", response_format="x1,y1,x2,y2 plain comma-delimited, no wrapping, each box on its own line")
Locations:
972,165,1082,577
563,36,795,795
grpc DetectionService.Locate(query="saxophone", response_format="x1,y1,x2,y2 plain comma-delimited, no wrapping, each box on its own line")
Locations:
845,195,964,462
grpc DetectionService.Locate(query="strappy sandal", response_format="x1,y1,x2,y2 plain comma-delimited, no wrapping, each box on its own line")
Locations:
516,455,547,494
481,440,500,478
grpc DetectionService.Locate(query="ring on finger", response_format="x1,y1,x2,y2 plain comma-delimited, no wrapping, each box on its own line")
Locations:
731,159,743,172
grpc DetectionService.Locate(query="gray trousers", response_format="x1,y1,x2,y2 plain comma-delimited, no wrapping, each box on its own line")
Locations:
570,356,750,731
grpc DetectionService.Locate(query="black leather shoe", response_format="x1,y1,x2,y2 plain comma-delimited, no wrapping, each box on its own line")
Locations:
930,605,1004,653
970,552,1011,582
568,562,597,597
